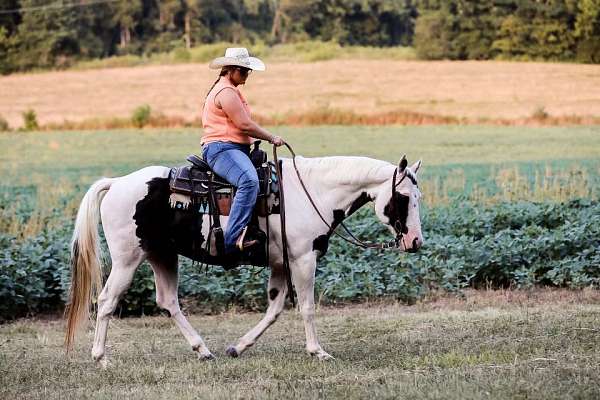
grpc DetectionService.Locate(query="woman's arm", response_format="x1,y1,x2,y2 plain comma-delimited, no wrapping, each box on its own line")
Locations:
216,88,284,146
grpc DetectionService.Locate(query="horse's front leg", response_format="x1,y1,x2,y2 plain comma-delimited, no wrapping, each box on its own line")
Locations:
292,253,334,361
226,264,288,357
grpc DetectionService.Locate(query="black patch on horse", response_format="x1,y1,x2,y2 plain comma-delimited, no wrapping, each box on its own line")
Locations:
311,192,373,258
312,234,330,255
405,170,418,186
269,288,279,301
383,192,410,234
312,209,345,257
332,209,345,226
347,192,372,216
134,177,182,263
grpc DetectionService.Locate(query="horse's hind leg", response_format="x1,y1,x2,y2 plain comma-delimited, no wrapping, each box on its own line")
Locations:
226,265,288,357
150,255,215,360
91,249,144,364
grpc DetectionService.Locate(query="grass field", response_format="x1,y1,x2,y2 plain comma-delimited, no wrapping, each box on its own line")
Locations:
2,60,600,128
1,290,599,399
2,125,599,174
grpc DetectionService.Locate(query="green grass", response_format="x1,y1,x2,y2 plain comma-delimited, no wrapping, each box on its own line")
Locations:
1,124,599,177
1,291,599,399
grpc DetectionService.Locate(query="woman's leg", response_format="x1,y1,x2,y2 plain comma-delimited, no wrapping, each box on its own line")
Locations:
203,142,259,253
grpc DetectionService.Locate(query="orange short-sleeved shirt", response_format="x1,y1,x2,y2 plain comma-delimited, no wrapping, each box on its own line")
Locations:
201,77,253,145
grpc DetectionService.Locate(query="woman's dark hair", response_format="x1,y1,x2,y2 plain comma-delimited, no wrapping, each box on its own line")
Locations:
205,66,236,99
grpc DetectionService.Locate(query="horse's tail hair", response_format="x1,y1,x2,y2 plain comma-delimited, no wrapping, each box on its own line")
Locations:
64,177,116,351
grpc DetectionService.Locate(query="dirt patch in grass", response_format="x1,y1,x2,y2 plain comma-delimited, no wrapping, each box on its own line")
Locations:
1,60,599,128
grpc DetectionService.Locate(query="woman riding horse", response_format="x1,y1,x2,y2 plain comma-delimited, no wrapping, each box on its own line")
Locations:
64,49,424,362
202,47,285,254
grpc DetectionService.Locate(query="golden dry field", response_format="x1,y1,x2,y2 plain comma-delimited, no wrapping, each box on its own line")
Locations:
2,60,600,128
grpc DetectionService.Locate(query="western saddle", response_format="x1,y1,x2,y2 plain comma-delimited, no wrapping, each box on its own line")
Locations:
167,141,279,261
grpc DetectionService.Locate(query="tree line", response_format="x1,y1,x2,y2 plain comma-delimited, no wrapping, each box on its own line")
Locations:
0,0,598,74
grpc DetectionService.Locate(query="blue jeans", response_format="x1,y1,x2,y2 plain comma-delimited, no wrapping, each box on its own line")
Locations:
202,141,259,253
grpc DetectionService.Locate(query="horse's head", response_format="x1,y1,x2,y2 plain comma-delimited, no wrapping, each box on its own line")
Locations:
374,155,423,253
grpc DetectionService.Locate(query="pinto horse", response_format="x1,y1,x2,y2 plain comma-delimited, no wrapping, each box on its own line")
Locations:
65,154,423,362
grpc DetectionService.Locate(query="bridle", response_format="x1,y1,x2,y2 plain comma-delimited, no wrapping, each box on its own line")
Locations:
275,143,412,251
387,166,411,250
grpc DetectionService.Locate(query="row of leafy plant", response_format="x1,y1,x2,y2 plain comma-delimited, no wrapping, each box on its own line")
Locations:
1,200,599,321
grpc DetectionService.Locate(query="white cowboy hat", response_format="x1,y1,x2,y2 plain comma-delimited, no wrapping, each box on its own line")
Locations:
209,47,266,71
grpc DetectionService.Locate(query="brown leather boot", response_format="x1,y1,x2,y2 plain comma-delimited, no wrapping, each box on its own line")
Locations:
236,226,259,251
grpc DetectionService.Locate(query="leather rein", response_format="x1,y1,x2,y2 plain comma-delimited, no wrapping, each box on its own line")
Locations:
271,143,410,305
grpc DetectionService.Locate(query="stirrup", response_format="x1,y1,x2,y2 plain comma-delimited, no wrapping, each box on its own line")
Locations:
236,226,259,251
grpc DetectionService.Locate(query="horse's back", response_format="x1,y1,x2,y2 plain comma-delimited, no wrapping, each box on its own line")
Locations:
100,166,170,235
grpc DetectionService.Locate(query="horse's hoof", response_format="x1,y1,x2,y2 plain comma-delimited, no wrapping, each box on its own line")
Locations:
198,351,216,361
310,350,335,361
95,356,110,369
226,346,239,358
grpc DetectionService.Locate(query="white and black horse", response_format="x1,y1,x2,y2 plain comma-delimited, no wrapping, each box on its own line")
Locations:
65,154,423,363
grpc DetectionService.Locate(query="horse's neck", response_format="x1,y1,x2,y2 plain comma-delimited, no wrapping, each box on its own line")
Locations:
291,156,394,214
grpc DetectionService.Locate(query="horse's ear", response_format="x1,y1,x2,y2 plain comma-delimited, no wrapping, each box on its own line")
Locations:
398,155,408,172
411,160,422,174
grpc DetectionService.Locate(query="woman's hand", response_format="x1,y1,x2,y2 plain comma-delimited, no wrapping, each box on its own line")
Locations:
270,135,285,146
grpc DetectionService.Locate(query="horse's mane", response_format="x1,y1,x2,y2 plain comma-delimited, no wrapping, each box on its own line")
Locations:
292,156,395,187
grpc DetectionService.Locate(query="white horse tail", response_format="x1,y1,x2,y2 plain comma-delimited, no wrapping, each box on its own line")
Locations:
65,177,116,350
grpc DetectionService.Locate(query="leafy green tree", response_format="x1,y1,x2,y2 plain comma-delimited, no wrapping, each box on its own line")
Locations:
240,0,275,41
147,0,185,52
414,10,451,59
416,0,584,61
270,0,315,43
0,0,21,35
75,1,118,59
12,0,81,70
0,26,11,74
492,15,532,59
270,0,416,46
530,18,575,60
450,0,497,59
108,0,143,53
183,0,234,42
574,0,600,62
335,0,416,46
493,0,577,61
